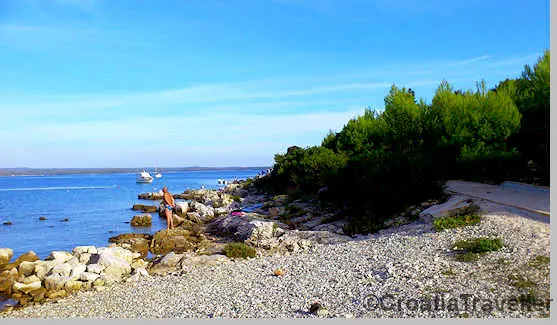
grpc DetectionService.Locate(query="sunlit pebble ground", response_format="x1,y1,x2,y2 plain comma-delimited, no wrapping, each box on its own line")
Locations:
1,201,550,318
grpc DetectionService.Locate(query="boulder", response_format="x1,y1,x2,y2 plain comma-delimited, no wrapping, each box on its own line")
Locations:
72,246,98,255
80,271,100,283
109,233,152,259
171,214,184,227
97,252,131,280
206,215,282,246
132,204,158,213
127,267,150,282
191,202,215,221
88,253,100,264
64,280,83,292
29,287,47,301
158,203,167,218
268,207,282,218
244,220,277,246
18,261,36,277
69,264,87,280
86,264,105,274
138,191,164,200
78,253,92,264
12,280,41,294
149,252,185,275
0,268,18,296
2,251,39,272
185,212,202,224
174,202,189,217
312,221,346,235
214,207,229,217
196,242,227,256
150,228,206,255
92,278,105,287
97,246,140,264
419,195,476,223
99,273,121,285
46,289,67,299
45,251,73,263
66,256,80,267
49,263,72,277
22,275,40,284
131,259,149,271
178,254,229,272
0,248,13,266
135,267,150,277
34,260,58,281
279,235,312,252
44,274,70,291
131,214,152,227
117,238,150,259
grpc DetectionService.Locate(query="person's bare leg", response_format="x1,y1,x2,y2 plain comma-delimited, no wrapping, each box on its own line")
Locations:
165,209,172,229
170,210,174,229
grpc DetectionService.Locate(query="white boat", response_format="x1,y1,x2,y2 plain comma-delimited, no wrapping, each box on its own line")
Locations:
136,170,154,183
154,172,162,178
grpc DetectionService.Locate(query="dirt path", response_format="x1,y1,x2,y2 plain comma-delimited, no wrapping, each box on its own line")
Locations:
445,180,550,217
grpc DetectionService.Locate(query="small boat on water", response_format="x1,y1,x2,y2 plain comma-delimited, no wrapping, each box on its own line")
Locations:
136,170,154,183
154,170,163,178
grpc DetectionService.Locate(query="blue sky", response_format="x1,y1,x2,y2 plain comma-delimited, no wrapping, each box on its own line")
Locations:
0,0,549,168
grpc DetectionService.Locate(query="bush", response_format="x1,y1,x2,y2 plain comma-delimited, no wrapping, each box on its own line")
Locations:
455,148,525,184
433,214,481,232
268,146,347,194
255,53,548,234
497,50,550,185
453,237,503,262
223,242,257,259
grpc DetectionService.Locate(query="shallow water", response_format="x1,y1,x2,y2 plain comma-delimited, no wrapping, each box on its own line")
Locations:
0,169,260,259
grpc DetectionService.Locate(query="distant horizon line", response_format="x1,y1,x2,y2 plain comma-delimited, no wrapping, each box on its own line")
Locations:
0,166,273,176
0,166,272,169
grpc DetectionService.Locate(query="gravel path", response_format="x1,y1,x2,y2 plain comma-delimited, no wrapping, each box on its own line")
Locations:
1,200,550,318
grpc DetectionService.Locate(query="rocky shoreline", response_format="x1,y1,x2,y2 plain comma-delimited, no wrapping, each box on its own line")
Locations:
0,179,550,318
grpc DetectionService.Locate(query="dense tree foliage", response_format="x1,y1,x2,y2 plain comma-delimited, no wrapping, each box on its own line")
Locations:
256,52,549,234
495,50,550,184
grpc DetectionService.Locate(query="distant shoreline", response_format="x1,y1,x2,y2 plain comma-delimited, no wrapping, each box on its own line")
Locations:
0,167,271,177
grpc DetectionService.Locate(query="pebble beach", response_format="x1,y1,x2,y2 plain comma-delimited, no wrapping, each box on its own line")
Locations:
2,199,550,318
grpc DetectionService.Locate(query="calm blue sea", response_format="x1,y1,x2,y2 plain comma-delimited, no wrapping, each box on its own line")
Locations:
0,169,262,259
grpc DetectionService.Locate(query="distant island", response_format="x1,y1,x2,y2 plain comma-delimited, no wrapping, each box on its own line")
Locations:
0,167,271,176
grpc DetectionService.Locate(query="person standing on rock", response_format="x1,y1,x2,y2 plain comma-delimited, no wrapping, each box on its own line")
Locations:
162,186,175,229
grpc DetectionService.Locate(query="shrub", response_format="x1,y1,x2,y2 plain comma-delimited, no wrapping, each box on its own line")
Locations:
223,242,257,259
453,237,503,262
254,53,549,234
271,146,347,194
528,255,550,269
498,50,550,185
433,214,481,232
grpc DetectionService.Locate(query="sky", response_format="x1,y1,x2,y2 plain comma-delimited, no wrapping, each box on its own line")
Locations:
0,0,549,168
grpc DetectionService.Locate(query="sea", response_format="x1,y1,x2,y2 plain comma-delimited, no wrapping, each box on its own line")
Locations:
0,169,262,259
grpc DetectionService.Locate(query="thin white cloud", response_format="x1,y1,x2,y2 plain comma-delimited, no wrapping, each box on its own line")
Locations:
0,109,364,167
1,110,363,146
